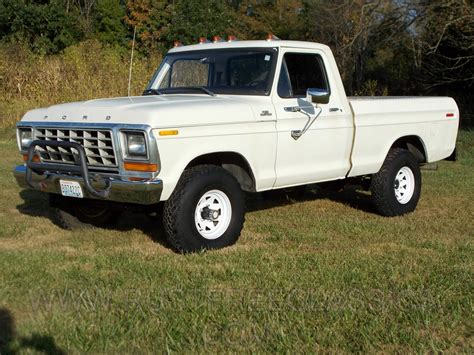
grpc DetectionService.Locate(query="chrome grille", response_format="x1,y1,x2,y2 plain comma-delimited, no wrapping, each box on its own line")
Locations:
33,128,117,169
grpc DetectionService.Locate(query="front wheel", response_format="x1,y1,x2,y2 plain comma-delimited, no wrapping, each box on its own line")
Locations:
371,148,422,216
163,165,245,253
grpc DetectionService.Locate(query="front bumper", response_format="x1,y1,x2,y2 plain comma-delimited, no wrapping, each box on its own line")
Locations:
14,165,163,205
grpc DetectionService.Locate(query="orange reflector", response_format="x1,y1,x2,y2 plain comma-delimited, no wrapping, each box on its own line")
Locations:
23,154,40,163
159,129,178,136
128,177,147,182
266,33,280,41
124,162,158,172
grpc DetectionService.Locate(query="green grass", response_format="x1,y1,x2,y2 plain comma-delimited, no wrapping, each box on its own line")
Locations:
0,128,473,353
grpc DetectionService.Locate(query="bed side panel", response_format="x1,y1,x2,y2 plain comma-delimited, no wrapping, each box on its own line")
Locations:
348,97,459,177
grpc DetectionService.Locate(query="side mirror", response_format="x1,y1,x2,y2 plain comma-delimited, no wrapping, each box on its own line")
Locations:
306,88,330,104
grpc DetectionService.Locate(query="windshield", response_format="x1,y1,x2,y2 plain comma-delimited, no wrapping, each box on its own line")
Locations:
146,48,278,96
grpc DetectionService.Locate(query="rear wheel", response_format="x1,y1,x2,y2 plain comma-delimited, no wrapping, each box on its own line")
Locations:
371,148,421,216
163,165,245,253
49,195,121,229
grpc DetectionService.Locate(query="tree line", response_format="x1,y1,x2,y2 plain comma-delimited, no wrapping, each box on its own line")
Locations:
0,0,472,124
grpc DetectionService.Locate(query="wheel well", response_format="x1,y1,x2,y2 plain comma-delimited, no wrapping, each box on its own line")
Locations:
391,136,427,163
185,152,255,192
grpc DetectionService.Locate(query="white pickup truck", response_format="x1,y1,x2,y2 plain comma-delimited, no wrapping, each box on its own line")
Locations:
14,39,459,252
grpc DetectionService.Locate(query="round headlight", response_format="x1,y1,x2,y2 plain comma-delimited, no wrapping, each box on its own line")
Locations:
19,128,33,150
127,132,147,157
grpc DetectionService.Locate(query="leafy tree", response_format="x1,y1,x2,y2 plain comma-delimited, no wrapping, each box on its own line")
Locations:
0,0,84,54
166,0,237,44
232,0,304,40
125,0,239,53
93,0,128,46
416,0,473,90
303,0,420,95
125,0,173,54
0,0,472,124
415,0,474,124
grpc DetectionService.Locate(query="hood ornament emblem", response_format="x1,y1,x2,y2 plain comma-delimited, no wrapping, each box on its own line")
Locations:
82,115,88,120
61,115,67,120
106,115,111,121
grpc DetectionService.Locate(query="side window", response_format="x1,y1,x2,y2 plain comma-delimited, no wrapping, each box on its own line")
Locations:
277,53,329,98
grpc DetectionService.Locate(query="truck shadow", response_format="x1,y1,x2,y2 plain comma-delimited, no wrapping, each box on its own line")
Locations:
16,190,171,249
16,185,375,251
0,307,66,354
246,185,376,215
16,189,50,218
114,212,171,249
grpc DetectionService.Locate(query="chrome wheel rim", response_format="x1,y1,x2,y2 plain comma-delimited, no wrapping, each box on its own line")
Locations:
194,189,232,240
394,166,415,204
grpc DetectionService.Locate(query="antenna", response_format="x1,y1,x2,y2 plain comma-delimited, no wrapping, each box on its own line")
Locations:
128,26,137,97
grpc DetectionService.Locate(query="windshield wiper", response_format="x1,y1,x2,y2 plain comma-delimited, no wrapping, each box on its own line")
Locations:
191,86,216,97
142,88,163,96
144,87,216,96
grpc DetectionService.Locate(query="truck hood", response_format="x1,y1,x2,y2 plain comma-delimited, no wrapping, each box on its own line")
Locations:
21,95,257,127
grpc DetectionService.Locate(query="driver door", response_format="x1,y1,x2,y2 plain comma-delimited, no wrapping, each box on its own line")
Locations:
272,49,354,187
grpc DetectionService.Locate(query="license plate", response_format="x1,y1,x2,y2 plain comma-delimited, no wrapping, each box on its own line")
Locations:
59,180,83,198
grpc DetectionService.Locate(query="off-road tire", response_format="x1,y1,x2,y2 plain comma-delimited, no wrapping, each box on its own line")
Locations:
163,165,245,253
49,194,121,229
371,148,421,216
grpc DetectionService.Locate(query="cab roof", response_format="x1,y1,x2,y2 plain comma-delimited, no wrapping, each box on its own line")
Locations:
168,40,330,54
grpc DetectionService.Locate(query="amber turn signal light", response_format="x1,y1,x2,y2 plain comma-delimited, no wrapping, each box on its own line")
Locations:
124,162,158,172
22,154,40,163
159,129,178,136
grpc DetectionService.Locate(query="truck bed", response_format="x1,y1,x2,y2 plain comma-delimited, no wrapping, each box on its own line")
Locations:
347,96,459,177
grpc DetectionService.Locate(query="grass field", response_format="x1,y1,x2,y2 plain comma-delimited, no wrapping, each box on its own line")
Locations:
0,128,472,353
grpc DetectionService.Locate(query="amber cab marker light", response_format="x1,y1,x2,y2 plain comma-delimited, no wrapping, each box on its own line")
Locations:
227,35,238,42
124,162,158,172
199,37,210,44
22,154,40,163
173,40,183,48
212,36,223,43
266,33,280,41
159,129,179,136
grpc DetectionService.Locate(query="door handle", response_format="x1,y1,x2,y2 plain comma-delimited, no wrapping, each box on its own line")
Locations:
284,106,301,113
